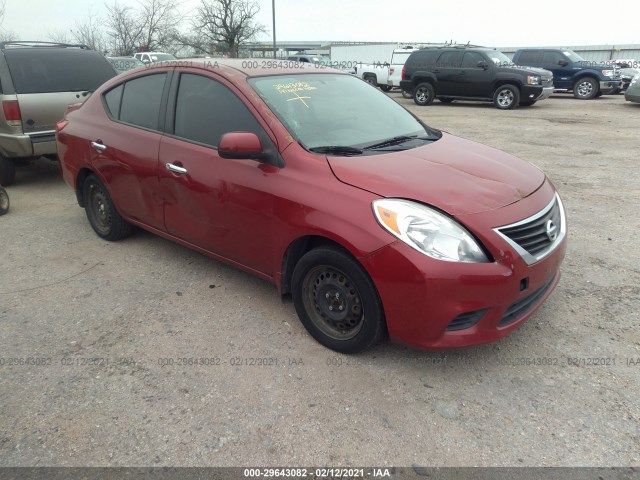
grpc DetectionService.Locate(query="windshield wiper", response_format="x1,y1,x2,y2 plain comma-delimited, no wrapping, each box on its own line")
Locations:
362,135,433,150
309,146,363,156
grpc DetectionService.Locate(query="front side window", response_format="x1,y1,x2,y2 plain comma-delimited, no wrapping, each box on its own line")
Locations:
117,73,166,130
249,74,439,153
543,51,566,65
173,73,262,147
461,52,486,68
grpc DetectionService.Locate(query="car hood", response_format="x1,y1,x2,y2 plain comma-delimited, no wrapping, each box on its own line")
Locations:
327,132,546,216
508,65,553,78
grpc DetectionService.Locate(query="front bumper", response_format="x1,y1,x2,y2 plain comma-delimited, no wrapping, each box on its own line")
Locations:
520,85,554,102
361,182,566,350
600,80,621,94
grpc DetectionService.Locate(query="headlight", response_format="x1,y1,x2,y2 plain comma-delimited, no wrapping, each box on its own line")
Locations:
373,199,489,263
527,75,541,85
602,69,614,77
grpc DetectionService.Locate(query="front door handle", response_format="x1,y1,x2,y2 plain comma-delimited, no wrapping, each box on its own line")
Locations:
90,141,106,152
166,163,188,175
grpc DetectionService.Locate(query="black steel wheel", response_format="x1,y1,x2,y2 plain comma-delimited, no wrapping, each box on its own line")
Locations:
292,247,385,353
83,175,133,241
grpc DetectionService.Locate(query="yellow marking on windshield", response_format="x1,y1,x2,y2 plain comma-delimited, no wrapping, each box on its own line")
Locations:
286,93,312,108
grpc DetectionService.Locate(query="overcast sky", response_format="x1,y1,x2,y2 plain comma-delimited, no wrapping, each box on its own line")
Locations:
1,0,639,48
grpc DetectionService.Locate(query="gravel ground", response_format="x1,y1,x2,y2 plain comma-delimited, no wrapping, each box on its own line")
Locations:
0,92,638,468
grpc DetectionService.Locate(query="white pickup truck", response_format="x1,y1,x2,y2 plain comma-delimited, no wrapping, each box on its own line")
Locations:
355,47,418,91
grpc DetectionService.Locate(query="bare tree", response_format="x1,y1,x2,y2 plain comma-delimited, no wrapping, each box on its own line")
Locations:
105,1,144,56
139,0,180,51
72,14,107,52
0,0,16,42
48,29,73,44
191,0,266,58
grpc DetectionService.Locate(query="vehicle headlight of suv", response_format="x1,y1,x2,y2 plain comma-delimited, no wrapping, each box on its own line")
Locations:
602,69,614,77
527,75,541,85
373,199,489,263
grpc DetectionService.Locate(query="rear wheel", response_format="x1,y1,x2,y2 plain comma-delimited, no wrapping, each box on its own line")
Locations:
0,186,9,215
401,90,412,99
292,246,386,353
573,77,598,99
0,156,16,186
364,75,377,87
493,84,520,109
413,82,435,106
83,174,133,241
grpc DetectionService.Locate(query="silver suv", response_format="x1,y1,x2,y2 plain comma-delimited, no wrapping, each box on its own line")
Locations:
0,41,117,185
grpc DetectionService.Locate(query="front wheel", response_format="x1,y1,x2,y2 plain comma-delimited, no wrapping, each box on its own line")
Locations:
364,75,377,87
573,77,598,99
493,84,520,109
0,186,9,215
292,247,386,353
413,82,435,106
83,175,133,241
380,85,392,92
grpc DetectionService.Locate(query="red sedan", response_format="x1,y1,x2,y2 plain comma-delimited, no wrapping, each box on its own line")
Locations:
56,60,566,353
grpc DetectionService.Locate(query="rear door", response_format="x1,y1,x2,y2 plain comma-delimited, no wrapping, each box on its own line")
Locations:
91,71,170,230
434,51,463,96
4,48,116,141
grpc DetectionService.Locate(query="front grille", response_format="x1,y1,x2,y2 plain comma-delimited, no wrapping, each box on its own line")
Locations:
499,274,556,327
446,309,487,331
494,194,565,265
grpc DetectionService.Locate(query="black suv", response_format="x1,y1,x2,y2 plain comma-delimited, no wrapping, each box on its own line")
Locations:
400,45,554,109
0,42,117,184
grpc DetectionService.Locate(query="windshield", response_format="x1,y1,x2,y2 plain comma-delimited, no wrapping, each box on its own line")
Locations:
487,51,514,66
562,50,585,62
249,74,439,152
151,53,176,61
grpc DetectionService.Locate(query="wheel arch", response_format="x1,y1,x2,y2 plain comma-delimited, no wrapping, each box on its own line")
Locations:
279,235,375,300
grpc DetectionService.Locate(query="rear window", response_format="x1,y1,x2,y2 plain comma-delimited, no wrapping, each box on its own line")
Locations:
4,48,117,94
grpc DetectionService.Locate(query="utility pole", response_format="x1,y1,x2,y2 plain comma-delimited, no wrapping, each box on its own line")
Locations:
272,0,276,59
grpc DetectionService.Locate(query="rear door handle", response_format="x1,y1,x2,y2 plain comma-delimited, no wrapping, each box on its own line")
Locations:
90,141,106,152
166,163,188,175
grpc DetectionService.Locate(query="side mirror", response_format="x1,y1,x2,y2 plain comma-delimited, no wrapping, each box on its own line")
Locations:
558,60,569,67
477,60,489,70
218,132,267,161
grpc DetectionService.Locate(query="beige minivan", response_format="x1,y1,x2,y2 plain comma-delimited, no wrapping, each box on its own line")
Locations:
0,41,117,185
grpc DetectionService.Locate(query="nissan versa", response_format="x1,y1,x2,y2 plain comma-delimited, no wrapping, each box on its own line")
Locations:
55,60,567,354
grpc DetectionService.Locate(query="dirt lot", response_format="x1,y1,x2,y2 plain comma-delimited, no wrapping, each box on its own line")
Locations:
0,92,639,468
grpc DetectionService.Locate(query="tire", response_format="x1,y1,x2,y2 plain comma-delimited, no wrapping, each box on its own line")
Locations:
0,186,9,216
573,77,598,99
364,75,377,87
291,246,386,354
413,82,435,106
401,90,412,99
493,84,520,109
438,98,454,103
519,100,537,106
380,85,392,92
0,156,16,186
82,174,133,241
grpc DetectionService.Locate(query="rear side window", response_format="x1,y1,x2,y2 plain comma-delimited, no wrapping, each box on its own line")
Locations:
104,84,124,118
436,51,463,68
3,48,117,94
173,73,262,147
118,74,166,130
518,50,543,64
